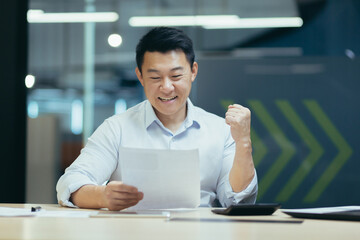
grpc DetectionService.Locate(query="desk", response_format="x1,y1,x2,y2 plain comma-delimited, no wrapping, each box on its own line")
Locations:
0,204,359,240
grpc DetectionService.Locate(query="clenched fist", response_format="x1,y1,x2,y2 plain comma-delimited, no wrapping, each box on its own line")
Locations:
225,104,251,145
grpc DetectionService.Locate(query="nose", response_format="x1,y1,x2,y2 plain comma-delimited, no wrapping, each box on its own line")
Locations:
160,78,174,93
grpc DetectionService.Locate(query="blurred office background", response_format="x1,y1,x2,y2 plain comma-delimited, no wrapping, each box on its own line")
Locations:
1,0,359,208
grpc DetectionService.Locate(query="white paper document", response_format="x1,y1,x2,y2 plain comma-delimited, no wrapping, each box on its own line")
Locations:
0,207,95,218
282,206,360,214
119,147,200,210
0,207,35,217
36,210,96,218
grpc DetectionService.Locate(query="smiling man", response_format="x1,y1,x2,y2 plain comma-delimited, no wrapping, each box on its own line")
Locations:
56,27,258,211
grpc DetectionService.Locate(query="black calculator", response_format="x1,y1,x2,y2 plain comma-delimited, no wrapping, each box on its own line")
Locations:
212,203,281,216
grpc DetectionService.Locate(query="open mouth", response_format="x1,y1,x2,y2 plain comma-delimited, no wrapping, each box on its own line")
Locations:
158,96,177,102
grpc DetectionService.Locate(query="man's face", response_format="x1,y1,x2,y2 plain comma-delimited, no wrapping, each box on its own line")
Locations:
136,50,198,122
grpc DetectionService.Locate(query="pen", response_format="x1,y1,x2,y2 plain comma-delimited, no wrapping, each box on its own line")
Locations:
31,206,42,212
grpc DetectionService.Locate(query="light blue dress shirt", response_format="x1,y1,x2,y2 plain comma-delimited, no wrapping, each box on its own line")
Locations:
56,99,257,208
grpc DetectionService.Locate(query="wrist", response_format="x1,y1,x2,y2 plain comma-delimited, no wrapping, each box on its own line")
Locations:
97,185,107,208
235,138,252,150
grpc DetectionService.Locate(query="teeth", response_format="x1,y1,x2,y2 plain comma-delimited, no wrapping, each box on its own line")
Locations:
159,96,177,101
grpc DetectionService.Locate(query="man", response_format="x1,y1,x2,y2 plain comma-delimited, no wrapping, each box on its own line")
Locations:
56,27,257,211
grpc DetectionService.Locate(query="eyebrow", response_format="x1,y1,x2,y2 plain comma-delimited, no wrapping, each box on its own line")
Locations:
170,66,184,72
146,66,184,73
147,69,160,73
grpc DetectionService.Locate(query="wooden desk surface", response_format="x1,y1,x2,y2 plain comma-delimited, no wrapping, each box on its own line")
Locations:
0,204,359,240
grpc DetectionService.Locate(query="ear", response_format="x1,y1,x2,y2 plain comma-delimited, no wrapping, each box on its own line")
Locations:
135,67,144,87
191,62,198,83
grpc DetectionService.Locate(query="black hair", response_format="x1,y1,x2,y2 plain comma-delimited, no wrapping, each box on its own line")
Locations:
136,27,195,73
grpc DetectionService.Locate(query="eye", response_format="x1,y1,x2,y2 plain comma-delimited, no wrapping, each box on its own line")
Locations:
150,77,160,80
172,75,182,79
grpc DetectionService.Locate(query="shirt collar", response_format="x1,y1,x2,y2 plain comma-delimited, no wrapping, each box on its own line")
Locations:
145,100,159,129
185,98,200,129
145,99,201,130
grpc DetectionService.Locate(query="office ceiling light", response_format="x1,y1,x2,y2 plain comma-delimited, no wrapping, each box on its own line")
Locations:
129,15,239,27
25,74,36,88
204,17,303,29
108,34,123,48
129,15,302,29
27,9,119,23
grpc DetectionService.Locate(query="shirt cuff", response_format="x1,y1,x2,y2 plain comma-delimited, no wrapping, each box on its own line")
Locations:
223,170,258,206
57,178,97,208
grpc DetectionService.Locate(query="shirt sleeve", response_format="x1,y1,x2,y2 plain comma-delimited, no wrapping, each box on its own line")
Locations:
216,129,258,207
56,118,120,207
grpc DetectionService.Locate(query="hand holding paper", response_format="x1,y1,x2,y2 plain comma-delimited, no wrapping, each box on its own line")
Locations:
103,181,144,211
